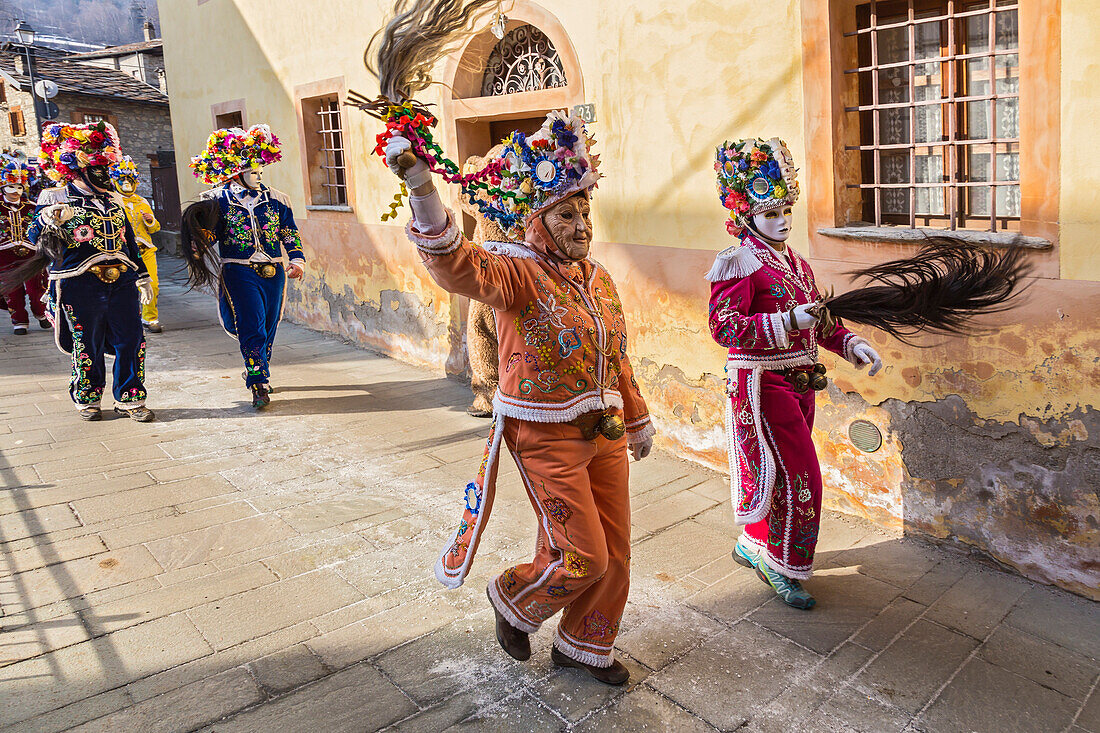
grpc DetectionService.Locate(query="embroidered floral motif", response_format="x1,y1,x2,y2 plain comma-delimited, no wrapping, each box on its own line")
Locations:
500,567,518,592
524,600,553,621
580,609,619,641
564,552,589,578
545,584,569,598
543,497,573,524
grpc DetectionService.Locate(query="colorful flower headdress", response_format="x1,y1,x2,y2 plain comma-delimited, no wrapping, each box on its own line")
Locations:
38,121,123,184
1,160,30,189
109,155,140,183
190,124,282,186
715,137,799,237
471,111,601,239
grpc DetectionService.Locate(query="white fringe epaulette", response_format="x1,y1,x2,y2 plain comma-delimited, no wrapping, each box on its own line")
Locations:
269,188,291,207
705,245,764,282
36,186,69,206
483,240,536,260
198,188,220,201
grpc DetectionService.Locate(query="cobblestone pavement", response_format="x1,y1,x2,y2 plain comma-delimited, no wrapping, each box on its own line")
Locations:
1,263,1097,733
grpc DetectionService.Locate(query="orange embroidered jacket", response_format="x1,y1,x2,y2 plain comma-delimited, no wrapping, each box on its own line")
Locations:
407,212,654,444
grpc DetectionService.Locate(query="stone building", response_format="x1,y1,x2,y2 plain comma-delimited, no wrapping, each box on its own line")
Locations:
65,21,166,93
0,37,172,204
160,0,1099,599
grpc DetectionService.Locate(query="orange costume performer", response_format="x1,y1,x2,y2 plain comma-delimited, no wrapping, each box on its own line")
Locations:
382,111,654,680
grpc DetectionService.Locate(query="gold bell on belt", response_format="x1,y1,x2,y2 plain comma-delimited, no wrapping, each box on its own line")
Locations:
11,245,31,257
597,412,626,441
253,263,278,278
90,264,127,283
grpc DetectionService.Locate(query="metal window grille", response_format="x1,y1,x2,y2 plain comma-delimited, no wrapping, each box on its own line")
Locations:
314,97,347,206
847,0,1020,231
82,113,110,124
481,24,567,97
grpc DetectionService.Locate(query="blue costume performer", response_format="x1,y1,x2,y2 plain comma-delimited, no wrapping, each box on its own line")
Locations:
182,125,305,408
2,122,155,422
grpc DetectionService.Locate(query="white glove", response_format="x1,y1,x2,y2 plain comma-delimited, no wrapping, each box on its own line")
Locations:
630,436,653,461
851,341,883,376
45,203,75,225
137,280,154,305
384,135,432,189
783,303,820,331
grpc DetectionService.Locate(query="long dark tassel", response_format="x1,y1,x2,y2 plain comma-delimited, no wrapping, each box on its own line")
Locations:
822,236,1033,345
0,228,66,293
364,0,499,103
180,198,222,291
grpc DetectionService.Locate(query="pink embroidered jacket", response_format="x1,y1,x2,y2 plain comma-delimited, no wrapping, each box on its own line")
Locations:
707,235,868,525
707,234,866,371
407,212,654,444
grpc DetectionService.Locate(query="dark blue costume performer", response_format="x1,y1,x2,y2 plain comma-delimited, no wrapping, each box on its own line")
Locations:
183,124,304,408
6,121,156,422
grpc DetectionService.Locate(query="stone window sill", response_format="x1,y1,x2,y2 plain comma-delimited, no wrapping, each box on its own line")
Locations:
818,226,1052,250
306,205,354,213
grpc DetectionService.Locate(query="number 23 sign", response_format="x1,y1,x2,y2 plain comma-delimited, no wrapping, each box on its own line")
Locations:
572,103,597,124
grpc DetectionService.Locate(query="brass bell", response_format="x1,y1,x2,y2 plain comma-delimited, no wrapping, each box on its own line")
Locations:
793,371,811,392
597,413,626,441
813,363,827,375
260,264,277,278
12,246,30,257
811,373,828,391
102,266,121,283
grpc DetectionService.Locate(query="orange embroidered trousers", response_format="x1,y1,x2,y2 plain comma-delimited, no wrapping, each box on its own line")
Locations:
488,415,631,668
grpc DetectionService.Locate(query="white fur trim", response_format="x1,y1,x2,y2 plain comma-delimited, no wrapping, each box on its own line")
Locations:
492,390,625,424
705,245,764,282
36,187,69,206
434,413,505,589
405,215,461,255
487,578,540,634
767,311,790,349
554,630,613,667
627,420,656,445
843,334,869,367
483,240,536,260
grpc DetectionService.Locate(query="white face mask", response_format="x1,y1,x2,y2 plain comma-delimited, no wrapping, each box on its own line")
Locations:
2,184,23,201
751,207,794,243
237,169,263,190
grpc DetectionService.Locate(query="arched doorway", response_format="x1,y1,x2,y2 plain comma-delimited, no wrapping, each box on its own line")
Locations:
437,2,584,377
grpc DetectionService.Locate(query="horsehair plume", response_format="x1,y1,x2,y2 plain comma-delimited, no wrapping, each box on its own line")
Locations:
179,198,223,292
0,229,65,294
365,0,499,102
822,235,1033,345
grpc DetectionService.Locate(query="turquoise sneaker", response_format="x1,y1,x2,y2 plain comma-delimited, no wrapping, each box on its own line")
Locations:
755,562,816,610
732,537,759,569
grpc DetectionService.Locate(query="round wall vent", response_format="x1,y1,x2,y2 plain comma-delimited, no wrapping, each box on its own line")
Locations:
848,419,883,453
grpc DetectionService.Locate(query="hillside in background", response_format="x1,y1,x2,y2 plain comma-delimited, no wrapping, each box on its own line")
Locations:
1,0,160,48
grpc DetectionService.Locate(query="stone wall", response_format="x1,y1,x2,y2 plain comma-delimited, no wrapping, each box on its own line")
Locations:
0,83,41,155
53,95,173,199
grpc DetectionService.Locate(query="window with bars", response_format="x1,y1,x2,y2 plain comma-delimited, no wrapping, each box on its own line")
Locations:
849,0,1020,232
302,95,347,207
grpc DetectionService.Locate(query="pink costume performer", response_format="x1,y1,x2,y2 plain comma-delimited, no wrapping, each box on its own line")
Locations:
706,138,882,609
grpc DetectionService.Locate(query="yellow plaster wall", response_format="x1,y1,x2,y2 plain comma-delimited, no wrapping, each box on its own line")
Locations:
161,1,1099,597
1059,0,1100,282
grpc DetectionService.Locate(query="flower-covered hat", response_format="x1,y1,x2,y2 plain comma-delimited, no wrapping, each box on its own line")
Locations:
715,137,799,237
1,160,31,189
468,111,601,239
109,155,140,183
38,121,123,184
190,124,282,186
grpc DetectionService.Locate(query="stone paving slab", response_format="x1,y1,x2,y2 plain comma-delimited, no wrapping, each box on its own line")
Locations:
0,263,1096,732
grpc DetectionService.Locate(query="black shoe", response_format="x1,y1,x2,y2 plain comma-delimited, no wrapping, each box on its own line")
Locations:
251,384,271,409
143,321,162,333
467,405,493,418
487,586,530,661
79,406,102,421
37,318,50,329
13,326,27,335
551,646,630,685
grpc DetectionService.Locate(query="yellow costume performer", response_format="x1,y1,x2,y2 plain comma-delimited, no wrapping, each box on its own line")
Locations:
111,157,162,331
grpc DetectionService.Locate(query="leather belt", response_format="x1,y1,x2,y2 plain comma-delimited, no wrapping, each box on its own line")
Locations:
9,245,32,258
89,263,128,283
569,410,627,441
